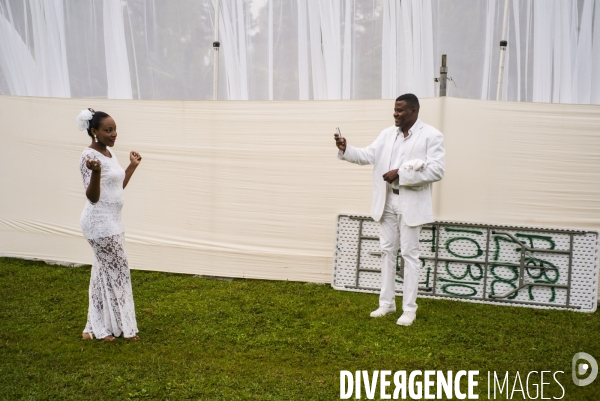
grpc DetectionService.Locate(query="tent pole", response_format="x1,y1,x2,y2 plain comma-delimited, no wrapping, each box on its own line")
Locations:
496,0,510,101
212,0,220,100
439,55,448,96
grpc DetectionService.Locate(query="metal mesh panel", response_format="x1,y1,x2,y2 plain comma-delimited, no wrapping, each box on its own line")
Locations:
332,215,599,312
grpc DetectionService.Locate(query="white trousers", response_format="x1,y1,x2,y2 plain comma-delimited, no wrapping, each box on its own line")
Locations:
378,190,422,312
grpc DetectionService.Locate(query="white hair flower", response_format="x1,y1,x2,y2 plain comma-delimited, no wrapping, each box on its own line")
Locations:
76,109,94,131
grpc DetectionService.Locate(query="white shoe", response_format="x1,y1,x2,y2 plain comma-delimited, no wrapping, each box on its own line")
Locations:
370,306,396,317
396,311,416,326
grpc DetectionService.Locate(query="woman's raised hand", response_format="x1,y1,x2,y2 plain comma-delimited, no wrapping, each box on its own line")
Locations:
129,151,142,166
86,158,102,172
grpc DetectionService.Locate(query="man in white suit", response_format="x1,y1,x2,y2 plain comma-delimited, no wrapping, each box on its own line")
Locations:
334,94,445,326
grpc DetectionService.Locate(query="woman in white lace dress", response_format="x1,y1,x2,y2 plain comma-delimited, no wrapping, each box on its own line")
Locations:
76,108,142,341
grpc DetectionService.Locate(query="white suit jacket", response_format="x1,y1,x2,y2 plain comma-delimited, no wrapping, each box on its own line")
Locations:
338,119,445,226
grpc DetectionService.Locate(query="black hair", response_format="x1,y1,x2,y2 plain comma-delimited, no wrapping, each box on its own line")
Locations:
86,108,110,138
395,93,420,110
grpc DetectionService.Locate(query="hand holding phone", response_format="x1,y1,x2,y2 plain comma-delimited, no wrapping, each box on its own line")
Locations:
334,127,346,151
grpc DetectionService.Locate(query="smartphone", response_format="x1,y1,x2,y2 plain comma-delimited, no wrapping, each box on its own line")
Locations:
336,127,342,138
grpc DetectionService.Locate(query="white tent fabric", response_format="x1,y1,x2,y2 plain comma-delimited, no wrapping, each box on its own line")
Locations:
1,95,599,286
1,0,600,102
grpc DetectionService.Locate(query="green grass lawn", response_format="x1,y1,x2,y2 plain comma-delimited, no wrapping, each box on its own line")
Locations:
0,257,598,400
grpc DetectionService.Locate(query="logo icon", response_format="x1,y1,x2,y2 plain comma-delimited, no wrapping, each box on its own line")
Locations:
572,352,598,386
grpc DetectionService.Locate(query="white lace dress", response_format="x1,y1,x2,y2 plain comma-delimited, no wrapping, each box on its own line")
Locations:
79,147,138,339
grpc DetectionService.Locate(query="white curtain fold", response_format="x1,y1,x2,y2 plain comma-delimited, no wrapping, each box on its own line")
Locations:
0,0,69,97
481,0,497,100
0,8,37,95
267,0,273,100
29,0,70,97
407,0,434,98
297,0,309,100
341,0,352,99
103,0,132,99
306,1,325,100
320,1,342,99
577,0,594,104
381,0,396,99
306,1,340,100
530,0,587,104
532,0,551,102
592,0,600,104
524,0,532,101
511,0,521,101
219,0,249,100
